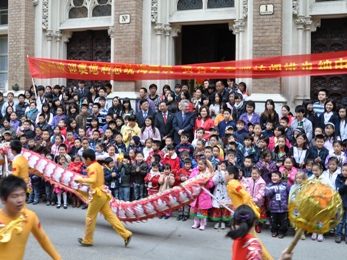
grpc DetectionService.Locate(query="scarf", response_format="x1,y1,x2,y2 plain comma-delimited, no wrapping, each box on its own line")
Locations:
28,108,38,118
145,126,153,138
234,101,244,110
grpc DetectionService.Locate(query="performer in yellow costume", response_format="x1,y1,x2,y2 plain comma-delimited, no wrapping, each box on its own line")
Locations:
223,165,274,260
9,141,30,188
0,175,61,260
75,149,132,247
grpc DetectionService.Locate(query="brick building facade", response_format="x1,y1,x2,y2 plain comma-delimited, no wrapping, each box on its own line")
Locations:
2,0,347,110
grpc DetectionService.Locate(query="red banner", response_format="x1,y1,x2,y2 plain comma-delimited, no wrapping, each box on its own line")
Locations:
28,51,347,81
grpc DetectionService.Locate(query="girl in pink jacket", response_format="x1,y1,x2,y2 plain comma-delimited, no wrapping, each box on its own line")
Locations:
189,158,214,231
247,167,266,233
279,157,298,187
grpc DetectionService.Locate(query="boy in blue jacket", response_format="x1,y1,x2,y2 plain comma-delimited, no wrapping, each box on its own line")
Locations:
104,157,119,199
236,134,259,167
175,131,194,157
265,171,290,239
335,164,347,243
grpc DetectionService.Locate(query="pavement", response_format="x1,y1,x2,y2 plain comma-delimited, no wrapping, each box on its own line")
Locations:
13,203,346,260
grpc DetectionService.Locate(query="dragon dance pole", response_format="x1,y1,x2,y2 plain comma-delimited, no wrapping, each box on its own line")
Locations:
202,187,234,214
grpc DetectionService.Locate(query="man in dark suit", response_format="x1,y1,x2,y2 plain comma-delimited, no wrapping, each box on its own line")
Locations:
76,80,90,100
135,99,155,128
172,99,196,145
154,101,174,146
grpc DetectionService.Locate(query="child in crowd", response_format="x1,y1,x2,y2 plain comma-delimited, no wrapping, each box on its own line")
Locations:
161,136,174,155
234,120,248,145
302,159,314,178
226,149,237,167
238,167,249,192
252,124,263,146
144,162,161,196
211,162,232,230
265,171,290,239
324,122,339,151
335,163,347,244
190,159,214,230
236,134,259,167
272,135,290,168
104,157,119,199
51,134,63,157
179,150,197,169
268,125,291,151
54,155,69,209
192,127,205,148
175,131,195,159
127,136,142,155
242,156,254,178
176,159,193,221
322,157,340,189
279,157,298,187
118,156,132,201
146,140,164,165
262,121,274,138
158,164,175,219
162,144,180,175
280,116,294,143
325,140,347,168
193,140,205,160
247,167,266,233
142,138,153,160
256,149,277,184
68,154,84,208
114,133,126,154
131,152,148,200
308,134,329,167
309,163,331,241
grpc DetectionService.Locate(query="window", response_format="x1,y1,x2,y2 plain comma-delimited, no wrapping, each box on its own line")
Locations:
0,37,8,90
69,0,112,19
177,0,203,11
0,0,8,25
208,0,234,8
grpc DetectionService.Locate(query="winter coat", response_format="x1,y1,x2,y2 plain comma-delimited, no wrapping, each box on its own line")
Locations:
247,176,266,207
158,173,175,192
175,142,194,157
162,153,180,174
336,173,347,208
268,136,291,151
189,168,214,209
272,145,290,166
144,170,161,193
175,168,191,186
279,166,298,187
146,150,165,166
321,168,341,190
68,161,84,174
255,160,277,185
118,162,131,187
236,145,259,167
104,166,119,190
131,161,148,184
234,129,248,146
265,181,290,213
212,170,230,208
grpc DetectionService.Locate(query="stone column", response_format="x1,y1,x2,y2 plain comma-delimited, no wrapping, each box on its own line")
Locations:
8,0,36,90
113,0,143,92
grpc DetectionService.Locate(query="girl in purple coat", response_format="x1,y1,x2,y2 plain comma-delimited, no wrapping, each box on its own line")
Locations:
255,149,277,184
189,158,214,231
265,171,290,239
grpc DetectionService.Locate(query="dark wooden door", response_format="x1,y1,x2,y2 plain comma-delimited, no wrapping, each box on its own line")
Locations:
67,30,111,88
311,18,347,107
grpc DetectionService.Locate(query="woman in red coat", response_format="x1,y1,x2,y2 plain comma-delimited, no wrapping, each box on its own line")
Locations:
194,105,215,140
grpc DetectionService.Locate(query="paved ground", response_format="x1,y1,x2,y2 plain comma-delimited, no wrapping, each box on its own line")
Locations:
10,203,346,260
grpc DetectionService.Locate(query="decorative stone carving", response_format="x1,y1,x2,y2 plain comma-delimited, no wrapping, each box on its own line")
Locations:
55,31,62,42
42,0,49,30
62,31,73,43
295,16,319,31
154,23,164,35
233,19,245,34
108,26,114,38
228,21,235,31
164,24,172,36
45,30,54,41
32,0,39,6
242,0,248,19
310,17,321,32
171,24,181,37
292,0,299,16
151,0,158,23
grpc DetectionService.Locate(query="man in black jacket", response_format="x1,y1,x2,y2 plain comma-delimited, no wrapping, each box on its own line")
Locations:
135,99,155,128
154,101,174,147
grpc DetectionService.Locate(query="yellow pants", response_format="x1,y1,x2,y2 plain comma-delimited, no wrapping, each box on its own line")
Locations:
83,192,132,244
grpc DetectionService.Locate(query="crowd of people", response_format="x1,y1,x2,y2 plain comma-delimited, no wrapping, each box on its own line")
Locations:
0,80,346,245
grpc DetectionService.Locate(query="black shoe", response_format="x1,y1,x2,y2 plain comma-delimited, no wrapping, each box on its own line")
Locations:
56,205,61,209
158,215,164,219
182,216,189,221
46,201,51,206
177,215,183,221
64,205,68,209
78,238,92,247
81,204,88,210
124,234,132,247
164,215,170,219
335,236,342,243
51,202,56,206
33,201,39,205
